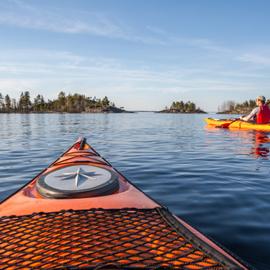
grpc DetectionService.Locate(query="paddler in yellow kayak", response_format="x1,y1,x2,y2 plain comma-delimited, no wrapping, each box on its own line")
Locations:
240,96,270,124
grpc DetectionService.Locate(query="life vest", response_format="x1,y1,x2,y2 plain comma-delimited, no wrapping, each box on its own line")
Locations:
257,104,270,124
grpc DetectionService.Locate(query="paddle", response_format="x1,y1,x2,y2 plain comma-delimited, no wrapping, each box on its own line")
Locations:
218,118,240,128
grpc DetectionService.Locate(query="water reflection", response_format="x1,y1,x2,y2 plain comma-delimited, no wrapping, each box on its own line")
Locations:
251,132,270,158
205,125,270,159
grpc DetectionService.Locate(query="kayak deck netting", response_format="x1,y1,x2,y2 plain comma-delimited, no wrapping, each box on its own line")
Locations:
0,208,228,270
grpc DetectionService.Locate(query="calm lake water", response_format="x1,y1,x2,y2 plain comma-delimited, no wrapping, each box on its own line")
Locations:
0,113,269,269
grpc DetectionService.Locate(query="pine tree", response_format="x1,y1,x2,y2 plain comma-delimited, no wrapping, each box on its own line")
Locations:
102,96,110,108
0,93,4,112
5,95,11,112
11,98,17,112
18,91,32,112
58,91,66,112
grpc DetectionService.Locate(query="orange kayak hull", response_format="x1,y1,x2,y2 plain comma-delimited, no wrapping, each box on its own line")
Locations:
0,138,248,269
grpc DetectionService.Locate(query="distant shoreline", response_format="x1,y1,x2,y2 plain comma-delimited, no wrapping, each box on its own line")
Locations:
0,110,135,114
0,91,131,114
157,110,206,114
217,112,241,114
2,109,246,114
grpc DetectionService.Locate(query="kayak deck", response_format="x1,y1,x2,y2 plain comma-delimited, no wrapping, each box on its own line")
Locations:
204,118,233,127
0,208,235,269
0,138,248,269
229,120,270,131
205,118,270,131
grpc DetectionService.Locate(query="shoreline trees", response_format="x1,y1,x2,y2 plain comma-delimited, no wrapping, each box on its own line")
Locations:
3,93,267,114
0,91,124,113
160,100,206,113
218,100,257,114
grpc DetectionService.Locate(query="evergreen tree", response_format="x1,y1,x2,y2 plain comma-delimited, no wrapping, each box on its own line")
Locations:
18,91,32,112
5,95,11,112
179,101,184,111
102,96,110,108
33,94,45,112
24,91,31,112
0,93,4,112
11,98,17,112
58,91,66,111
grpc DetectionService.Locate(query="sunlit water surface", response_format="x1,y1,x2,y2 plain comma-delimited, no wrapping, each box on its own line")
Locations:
0,113,269,269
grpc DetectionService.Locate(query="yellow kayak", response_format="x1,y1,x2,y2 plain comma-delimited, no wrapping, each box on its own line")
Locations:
204,118,234,127
229,120,270,131
205,118,270,131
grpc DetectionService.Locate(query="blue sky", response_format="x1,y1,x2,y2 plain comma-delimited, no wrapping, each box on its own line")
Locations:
0,0,270,111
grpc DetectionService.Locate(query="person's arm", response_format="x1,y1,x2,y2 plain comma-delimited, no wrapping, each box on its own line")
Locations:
240,107,259,121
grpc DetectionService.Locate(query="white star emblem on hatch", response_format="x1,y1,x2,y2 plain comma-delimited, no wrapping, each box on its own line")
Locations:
56,167,100,188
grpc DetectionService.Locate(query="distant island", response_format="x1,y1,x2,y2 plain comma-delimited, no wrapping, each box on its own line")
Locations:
0,91,127,113
217,100,270,114
159,101,206,113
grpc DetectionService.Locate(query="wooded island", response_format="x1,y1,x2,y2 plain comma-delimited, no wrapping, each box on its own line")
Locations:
0,91,126,113
159,101,206,113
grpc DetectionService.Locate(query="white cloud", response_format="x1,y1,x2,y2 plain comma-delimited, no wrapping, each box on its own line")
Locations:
0,78,41,93
0,48,262,108
0,49,265,88
0,1,123,39
147,26,231,53
0,0,167,45
237,53,270,66
0,1,232,49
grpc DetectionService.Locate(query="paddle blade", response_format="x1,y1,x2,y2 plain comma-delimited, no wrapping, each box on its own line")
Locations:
219,122,232,128
216,118,239,128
